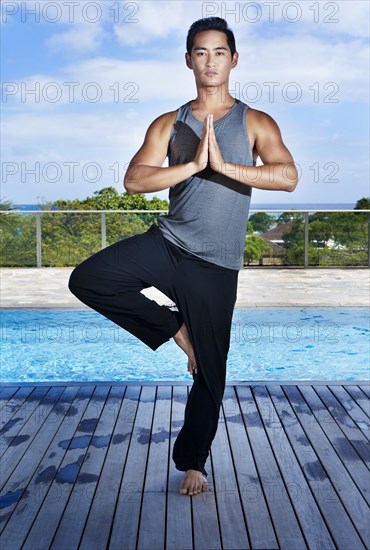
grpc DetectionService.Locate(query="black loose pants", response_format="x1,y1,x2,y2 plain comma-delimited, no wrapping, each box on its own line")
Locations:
68,223,239,477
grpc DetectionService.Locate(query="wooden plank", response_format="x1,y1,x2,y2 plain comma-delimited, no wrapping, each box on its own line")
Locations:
0,386,15,397
283,385,370,548
327,385,370,438
2,380,369,389
359,386,370,399
212,388,250,549
0,386,65,486
312,385,370,467
0,385,79,535
186,384,223,550
344,386,370,418
78,385,140,550
51,385,126,549
223,385,278,549
236,385,308,549
252,384,336,549
137,385,171,550
0,386,20,409
268,384,365,550
0,385,95,547
166,385,193,550
0,386,47,452
300,385,369,504
0,387,33,437
108,385,156,549
0,381,368,549
20,385,110,550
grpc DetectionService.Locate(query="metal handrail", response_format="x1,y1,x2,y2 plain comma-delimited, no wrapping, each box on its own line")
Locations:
2,209,370,214
1,209,369,268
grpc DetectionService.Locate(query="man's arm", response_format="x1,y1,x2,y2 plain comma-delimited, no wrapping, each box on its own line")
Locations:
209,109,299,192
124,111,207,195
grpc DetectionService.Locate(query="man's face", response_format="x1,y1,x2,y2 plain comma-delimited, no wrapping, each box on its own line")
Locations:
186,30,238,89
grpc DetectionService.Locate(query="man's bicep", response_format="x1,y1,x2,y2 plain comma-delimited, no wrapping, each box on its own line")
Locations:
128,113,175,168
255,113,294,165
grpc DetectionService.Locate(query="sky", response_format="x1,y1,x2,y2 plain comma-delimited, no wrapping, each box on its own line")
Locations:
1,0,369,206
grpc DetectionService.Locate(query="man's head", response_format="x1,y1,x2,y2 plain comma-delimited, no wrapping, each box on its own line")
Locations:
185,18,238,89
186,17,236,58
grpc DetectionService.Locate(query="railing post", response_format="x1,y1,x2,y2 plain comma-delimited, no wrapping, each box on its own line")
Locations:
36,212,42,268
101,212,106,249
304,211,309,268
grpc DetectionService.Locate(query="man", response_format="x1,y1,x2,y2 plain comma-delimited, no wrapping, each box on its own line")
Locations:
69,17,298,497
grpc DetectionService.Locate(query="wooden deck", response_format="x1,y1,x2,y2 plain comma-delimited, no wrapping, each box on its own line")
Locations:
0,380,369,550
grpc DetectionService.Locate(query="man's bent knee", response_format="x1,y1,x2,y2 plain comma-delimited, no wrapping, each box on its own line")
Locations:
68,264,86,298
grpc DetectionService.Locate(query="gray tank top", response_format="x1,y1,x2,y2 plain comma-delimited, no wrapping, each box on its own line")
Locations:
157,98,255,270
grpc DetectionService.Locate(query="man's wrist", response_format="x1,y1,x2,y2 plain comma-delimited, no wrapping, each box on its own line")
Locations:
187,161,200,175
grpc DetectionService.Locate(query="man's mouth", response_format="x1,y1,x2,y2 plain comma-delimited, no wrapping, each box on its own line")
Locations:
205,72,217,77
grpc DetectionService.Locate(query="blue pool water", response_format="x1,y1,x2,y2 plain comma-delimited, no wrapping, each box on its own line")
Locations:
1,308,369,383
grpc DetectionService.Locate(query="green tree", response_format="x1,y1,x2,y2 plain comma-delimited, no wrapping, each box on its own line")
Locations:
248,212,275,233
0,198,19,231
40,186,169,212
0,198,36,266
277,212,297,225
36,187,170,266
355,197,370,210
243,235,272,265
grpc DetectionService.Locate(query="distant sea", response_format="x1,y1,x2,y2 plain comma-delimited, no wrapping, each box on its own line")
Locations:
14,203,357,211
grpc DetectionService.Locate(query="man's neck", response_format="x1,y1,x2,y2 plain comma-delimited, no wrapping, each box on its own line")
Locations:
192,85,234,110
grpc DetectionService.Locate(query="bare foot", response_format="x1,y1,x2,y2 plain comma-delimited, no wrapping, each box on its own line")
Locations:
179,470,208,496
173,322,197,375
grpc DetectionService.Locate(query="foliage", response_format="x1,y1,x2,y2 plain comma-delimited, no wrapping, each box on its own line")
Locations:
1,188,170,266
39,186,169,212
0,198,34,265
1,198,20,231
248,212,275,233
354,197,370,210
280,211,368,266
1,189,369,267
281,215,305,249
276,212,297,225
243,233,272,265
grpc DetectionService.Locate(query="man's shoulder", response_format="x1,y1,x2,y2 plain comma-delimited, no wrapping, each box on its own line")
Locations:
246,106,273,123
149,101,192,135
246,106,278,134
150,106,182,131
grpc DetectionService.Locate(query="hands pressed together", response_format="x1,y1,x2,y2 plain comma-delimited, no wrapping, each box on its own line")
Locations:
193,114,224,174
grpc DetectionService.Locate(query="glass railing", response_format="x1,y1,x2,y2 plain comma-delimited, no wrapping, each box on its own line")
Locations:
1,209,369,268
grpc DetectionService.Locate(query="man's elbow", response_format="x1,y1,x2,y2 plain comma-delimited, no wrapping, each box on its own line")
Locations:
123,175,137,195
123,163,139,195
284,164,299,192
124,182,135,195
285,179,298,193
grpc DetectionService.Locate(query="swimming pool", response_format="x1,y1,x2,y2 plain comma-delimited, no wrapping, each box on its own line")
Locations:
1,307,369,383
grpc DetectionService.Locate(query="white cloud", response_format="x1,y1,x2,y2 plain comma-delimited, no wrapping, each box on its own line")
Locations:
233,33,369,104
1,109,149,202
113,0,199,46
47,24,104,54
4,28,367,113
202,1,369,39
42,0,110,54
2,0,368,204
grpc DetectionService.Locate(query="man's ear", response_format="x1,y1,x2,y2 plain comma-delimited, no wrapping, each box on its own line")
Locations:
231,51,239,69
185,52,193,70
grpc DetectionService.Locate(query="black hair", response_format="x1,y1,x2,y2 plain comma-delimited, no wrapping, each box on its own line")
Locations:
186,17,236,57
